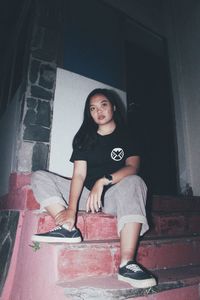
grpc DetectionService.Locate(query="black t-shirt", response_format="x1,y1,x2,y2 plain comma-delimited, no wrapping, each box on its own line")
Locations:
70,127,140,190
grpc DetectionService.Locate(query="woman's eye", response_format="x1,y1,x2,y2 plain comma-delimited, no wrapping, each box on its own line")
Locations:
90,107,95,112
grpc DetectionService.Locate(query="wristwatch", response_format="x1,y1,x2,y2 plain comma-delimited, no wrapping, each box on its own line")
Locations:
104,174,113,186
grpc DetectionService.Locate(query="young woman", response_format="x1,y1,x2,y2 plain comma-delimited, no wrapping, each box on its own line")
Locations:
31,88,156,289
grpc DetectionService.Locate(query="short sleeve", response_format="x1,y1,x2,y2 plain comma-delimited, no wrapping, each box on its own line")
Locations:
70,148,88,162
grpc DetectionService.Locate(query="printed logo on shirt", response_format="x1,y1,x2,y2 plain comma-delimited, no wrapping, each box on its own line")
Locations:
111,148,124,161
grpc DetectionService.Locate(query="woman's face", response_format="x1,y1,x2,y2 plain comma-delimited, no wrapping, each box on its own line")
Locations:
89,94,115,126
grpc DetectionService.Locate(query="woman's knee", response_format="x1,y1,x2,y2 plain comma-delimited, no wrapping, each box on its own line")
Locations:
117,175,147,201
120,175,147,189
31,170,48,185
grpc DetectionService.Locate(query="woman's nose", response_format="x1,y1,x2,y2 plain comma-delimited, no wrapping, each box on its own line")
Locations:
97,107,103,113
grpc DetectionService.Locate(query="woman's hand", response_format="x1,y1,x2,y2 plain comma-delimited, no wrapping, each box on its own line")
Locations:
55,208,76,231
86,179,104,213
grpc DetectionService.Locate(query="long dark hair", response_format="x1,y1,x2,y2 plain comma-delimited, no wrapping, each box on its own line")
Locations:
72,88,126,150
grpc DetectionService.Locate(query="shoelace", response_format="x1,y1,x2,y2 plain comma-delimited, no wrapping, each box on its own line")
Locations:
50,226,62,232
126,264,143,273
49,226,77,233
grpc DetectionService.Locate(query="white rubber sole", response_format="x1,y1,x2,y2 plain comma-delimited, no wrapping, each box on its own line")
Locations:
31,235,82,243
117,274,157,289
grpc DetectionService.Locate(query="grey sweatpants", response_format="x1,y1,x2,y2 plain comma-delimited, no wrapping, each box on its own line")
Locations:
31,171,149,236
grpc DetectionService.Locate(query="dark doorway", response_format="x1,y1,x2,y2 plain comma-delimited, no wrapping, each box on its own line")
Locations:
126,41,178,195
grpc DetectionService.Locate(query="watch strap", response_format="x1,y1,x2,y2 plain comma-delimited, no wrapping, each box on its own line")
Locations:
104,174,113,186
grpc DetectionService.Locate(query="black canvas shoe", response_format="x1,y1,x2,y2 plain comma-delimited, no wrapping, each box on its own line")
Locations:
118,261,157,288
31,226,82,243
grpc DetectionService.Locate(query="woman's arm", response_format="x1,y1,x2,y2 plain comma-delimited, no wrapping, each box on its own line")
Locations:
55,160,87,229
86,156,140,213
107,155,140,185
68,160,87,211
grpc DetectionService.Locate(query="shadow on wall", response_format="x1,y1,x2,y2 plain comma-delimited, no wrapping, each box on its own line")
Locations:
0,84,23,197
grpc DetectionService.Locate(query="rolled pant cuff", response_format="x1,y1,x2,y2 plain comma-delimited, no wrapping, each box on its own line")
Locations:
118,214,149,237
39,196,68,212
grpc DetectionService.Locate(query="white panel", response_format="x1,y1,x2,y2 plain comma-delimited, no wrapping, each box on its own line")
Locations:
49,68,126,177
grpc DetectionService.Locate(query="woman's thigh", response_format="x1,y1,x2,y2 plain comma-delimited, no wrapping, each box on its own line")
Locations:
103,175,147,218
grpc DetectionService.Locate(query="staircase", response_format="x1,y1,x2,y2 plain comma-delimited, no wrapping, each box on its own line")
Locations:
1,173,200,300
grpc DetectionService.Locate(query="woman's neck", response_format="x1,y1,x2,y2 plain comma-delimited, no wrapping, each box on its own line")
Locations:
97,122,116,136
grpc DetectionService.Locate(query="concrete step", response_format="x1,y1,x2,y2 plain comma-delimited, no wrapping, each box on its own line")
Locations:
3,209,200,300
34,210,200,241
56,235,200,281
0,186,39,210
151,195,200,212
58,265,200,300
148,211,200,237
0,172,38,210
36,211,118,240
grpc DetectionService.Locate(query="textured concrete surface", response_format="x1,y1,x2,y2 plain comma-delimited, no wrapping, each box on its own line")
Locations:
1,174,200,299
60,265,200,299
0,211,19,296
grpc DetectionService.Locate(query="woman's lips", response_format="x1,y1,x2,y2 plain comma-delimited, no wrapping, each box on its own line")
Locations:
98,115,105,120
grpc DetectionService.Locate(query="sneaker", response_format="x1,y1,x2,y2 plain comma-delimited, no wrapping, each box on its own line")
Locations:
118,261,157,289
31,226,82,243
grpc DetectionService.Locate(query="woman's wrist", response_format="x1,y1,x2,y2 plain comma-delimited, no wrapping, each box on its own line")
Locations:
67,205,77,214
104,174,113,186
99,175,112,186
95,177,106,187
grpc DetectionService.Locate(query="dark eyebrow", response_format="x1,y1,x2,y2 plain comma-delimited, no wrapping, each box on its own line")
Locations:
89,99,109,107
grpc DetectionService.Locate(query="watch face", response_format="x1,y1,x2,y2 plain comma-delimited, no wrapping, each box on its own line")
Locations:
105,174,112,181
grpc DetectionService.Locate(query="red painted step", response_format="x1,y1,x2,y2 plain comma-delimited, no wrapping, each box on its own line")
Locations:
34,210,200,241
148,211,200,237
35,211,118,240
56,236,200,281
151,195,200,212
2,173,199,300
58,265,200,300
1,186,39,210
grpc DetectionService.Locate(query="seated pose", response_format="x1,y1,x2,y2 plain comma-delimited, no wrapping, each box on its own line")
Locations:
31,88,156,289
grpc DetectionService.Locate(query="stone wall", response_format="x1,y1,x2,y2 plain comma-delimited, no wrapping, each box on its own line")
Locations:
17,0,64,172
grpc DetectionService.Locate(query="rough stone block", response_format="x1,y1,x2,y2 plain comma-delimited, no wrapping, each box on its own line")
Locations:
30,59,41,83
24,109,37,126
24,125,50,142
32,142,49,171
35,101,51,127
31,85,52,100
32,49,55,62
27,97,38,109
39,64,55,89
18,141,34,172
